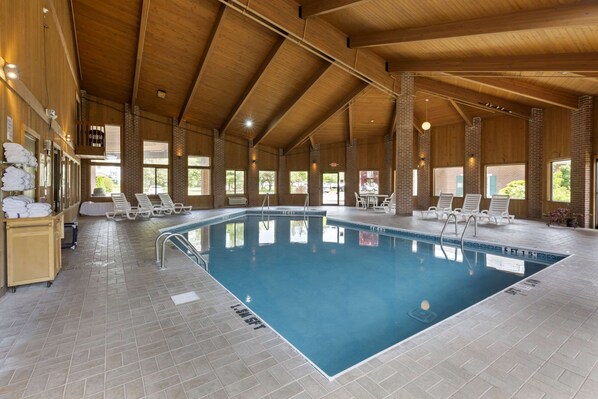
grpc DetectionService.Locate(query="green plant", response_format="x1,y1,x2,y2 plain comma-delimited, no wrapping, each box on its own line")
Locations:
499,180,525,199
95,175,114,193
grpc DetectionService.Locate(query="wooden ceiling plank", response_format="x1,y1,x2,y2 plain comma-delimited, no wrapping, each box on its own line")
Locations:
351,2,598,48
220,37,286,136
348,103,354,143
388,53,598,73
178,5,228,126
449,99,473,126
301,0,373,18
69,0,83,81
453,75,579,110
131,0,151,108
253,62,332,146
415,77,531,118
284,81,370,154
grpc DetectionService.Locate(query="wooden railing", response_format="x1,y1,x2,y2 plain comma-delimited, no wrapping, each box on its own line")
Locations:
74,121,106,159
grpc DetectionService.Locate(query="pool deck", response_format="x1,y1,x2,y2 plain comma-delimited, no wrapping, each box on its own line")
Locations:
1,207,598,398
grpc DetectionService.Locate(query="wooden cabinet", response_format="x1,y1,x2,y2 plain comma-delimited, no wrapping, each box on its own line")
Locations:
6,213,63,291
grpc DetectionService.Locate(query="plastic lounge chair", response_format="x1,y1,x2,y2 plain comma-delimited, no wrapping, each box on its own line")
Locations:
374,193,394,211
106,193,147,220
354,192,366,209
135,193,171,216
158,193,192,214
453,193,482,221
384,193,396,214
421,192,454,219
478,195,515,225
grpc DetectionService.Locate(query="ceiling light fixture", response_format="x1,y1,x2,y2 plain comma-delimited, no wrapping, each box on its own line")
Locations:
156,89,166,99
244,119,253,128
3,63,20,80
421,99,431,131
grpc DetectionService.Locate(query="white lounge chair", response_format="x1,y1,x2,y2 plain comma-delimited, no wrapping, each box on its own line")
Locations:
421,192,454,219
354,192,366,209
135,193,171,216
453,193,482,221
374,193,394,211
384,193,396,214
478,195,515,225
158,193,192,214
106,193,148,220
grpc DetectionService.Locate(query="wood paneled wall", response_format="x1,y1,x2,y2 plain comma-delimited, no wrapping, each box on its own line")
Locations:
431,123,465,167
286,146,310,171
481,117,527,164
256,145,278,171
320,143,346,173
224,136,249,169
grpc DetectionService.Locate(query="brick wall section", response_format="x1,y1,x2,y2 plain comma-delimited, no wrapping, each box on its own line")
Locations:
527,109,544,219
570,95,593,227
80,91,90,201
122,104,142,204
277,149,287,205
417,129,431,209
395,73,414,215
309,144,321,206
172,118,187,204
464,117,482,196
345,140,357,206
383,134,393,197
212,130,225,208
247,141,259,206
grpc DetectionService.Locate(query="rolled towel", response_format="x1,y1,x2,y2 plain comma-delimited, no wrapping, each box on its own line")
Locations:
2,186,26,192
14,195,34,203
3,196,29,205
27,203,52,210
4,211,30,218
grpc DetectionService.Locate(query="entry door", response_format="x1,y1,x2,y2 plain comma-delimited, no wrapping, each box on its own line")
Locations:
322,172,345,205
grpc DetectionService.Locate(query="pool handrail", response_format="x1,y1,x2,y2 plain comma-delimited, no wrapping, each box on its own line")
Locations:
156,232,208,271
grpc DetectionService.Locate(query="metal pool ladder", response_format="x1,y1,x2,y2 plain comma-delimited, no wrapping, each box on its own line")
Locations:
155,232,208,271
440,212,478,249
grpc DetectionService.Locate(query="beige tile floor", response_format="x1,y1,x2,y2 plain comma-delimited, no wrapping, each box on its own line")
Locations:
1,207,598,399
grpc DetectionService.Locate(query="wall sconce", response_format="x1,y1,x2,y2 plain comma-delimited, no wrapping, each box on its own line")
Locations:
3,63,20,80
418,157,425,168
469,153,475,159
252,159,256,165
312,161,317,167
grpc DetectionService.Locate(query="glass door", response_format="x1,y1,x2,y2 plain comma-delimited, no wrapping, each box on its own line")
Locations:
322,172,345,205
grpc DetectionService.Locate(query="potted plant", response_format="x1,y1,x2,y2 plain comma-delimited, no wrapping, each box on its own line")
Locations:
547,207,576,227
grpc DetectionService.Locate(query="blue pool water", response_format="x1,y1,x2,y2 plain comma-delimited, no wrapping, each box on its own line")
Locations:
176,215,562,378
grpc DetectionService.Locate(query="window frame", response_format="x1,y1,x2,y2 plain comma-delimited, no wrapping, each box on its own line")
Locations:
549,159,571,203
225,169,246,195
258,170,277,195
289,171,308,194
432,166,464,197
187,155,211,196
484,163,526,200
143,140,170,195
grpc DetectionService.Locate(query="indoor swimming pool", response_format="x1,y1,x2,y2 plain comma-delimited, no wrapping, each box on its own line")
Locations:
170,214,566,378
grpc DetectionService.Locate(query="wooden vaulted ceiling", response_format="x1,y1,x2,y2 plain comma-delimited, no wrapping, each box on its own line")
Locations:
72,0,598,150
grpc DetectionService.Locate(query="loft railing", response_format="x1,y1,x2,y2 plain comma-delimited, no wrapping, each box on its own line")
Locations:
74,121,106,159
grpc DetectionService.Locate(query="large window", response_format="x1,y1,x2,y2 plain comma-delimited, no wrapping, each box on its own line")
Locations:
485,164,526,199
143,141,169,195
433,167,463,196
225,222,244,248
550,160,570,202
259,171,276,194
90,125,121,196
188,156,210,196
290,171,308,194
226,170,245,195
359,170,379,194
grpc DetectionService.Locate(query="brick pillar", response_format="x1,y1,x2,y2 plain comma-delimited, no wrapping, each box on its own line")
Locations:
383,134,393,196
394,73,414,215
172,118,187,204
570,95,593,227
464,117,482,196
278,149,287,205
248,141,259,206
213,130,225,208
309,144,321,206
80,90,88,120
345,140,357,206
528,109,543,219
417,129,431,209
123,104,142,204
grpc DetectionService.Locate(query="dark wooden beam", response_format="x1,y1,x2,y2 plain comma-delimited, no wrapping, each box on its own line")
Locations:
220,37,286,136
449,99,473,126
389,104,397,137
284,82,370,154
351,2,598,48
413,116,424,135
69,0,83,81
178,5,228,126
131,0,151,107
253,63,332,146
301,0,373,18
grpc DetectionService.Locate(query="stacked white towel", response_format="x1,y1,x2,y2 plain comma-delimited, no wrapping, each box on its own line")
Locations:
27,202,52,217
3,143,37,167
2,166,34,191
3,196,51,218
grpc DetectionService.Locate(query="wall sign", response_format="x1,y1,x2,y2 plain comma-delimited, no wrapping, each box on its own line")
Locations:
6,116,13,142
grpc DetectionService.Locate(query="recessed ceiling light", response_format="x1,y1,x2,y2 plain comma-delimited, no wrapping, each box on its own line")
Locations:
245,119,253,128
156,89,166,99
370,119,375,123
3,63,20,80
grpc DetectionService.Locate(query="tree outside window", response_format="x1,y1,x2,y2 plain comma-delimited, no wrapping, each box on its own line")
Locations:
143,141,169,194
259,171,276,194
188,156,210,196
485,164,526,199
551,160,570,202
290,171,308,194
226,170,245,195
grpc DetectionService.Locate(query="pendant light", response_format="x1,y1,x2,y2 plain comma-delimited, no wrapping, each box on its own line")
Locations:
421,98,431,131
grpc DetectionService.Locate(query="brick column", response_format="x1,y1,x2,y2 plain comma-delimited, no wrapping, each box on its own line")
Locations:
394,73,414,215
528,109,543,219
80,90,88,120
383,134,393,196
277,149,287,205
248,141,259,206
213,130,225,208
345,140,357,206
123,104,142,204
172,118,187,204
464,117,482,196
417,129,431,209
570,96,593,227
309,144,321,206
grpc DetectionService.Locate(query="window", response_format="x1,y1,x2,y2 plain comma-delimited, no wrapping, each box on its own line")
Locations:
359,170,379,194
433,167,463,197
225,223,244,248
413,169,418,196
259,220,276,245
90,125,121,196
290,220,308,243
485,164,526,199
188,156,210,196
550,160,570,202
290,171,308,194
259,171,276,194
226,170,245,195
143,141,169,195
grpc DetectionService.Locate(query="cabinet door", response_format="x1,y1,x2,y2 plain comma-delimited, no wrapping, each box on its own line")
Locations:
7,223,53,286
54,218,62,276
